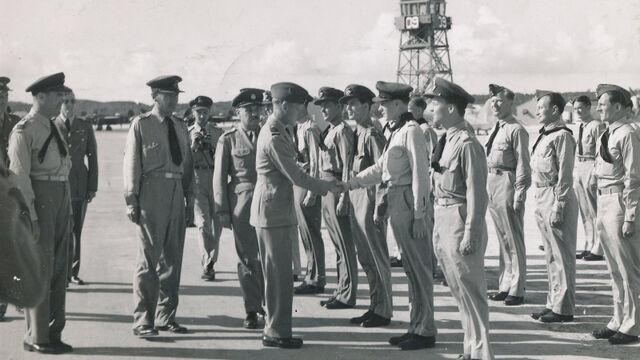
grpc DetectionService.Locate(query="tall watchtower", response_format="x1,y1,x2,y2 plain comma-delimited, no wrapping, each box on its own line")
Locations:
395,0,453,94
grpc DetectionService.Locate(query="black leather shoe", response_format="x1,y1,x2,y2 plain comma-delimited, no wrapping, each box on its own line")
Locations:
608,332,639,345
390,257,403,268
584,253,604,261
133,325,158,337
295,283,324,295
319,297,336,306
324,299,353,309
243,312,259,329
156,322,188,333
504,295,524,306
398,334,436,350
361,313,391,328
262,335,303,349
23,341,65,354
389,332,412,345
201,268,216,281
0,312,5,322
51,340,73,353
350,310,373,324
540,311,573,323
592,327,617,339
531,308,552,320
69,276,85,285
576,250,590,259
488,291,508,301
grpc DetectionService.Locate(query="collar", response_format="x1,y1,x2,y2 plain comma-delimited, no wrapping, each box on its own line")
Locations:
151,107,171,122
29,108,51,126
497,114,516,126
542,119,565,132
609,116,631,133
445,119,466,138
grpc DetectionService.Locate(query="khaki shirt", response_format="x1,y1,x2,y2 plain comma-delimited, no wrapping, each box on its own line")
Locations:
348,119,430,219
296,119,322,198
0,112,20,166
122,109,193,208
485,115,532,203
432,121,488,241
213,125,258,216
530,119,576,215
595,116,640,222
250,115,330,228
420,122,438,157
189,122,224,169
319,120,354,184
55,115,98,200
8,110,72,220
574,118,606,158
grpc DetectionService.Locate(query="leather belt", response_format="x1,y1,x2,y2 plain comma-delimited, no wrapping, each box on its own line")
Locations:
387,183,411,191
435,197,466,206
144,171,182,179
598,185,624,195
194,165,214,170
577,157,595,162
31,175,68,182
488,167,514,175
534,180,556,188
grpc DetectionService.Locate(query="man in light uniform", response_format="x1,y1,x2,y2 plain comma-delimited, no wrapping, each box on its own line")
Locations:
427,78,494,360
484,84,531,306
250,82,335,348
345,81,435,350
9,72,73,353
213,88,265,329
529,90,578,323
54,89,98,286
340,84,392,328
571,95,606,261
590,84,640,345
123,75,193,337
316,87,357,309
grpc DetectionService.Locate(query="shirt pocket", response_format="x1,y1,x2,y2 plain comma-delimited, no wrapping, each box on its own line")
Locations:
385,147,407,175
232,147,250,169
439,157,460,192
142,141,162,166
491,142,512,165
321,143,337,171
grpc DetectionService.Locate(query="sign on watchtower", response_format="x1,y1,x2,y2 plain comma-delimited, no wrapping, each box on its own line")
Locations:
395,0,453,94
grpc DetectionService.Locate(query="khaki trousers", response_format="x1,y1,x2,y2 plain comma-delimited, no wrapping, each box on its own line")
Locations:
194,169,221,270
293,186,325,287
574,160,602,255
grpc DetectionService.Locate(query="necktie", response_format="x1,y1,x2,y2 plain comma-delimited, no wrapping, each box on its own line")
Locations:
485,122,501,156
531,125,573,155
64,118,71,132
165,117,183,166
431,133,447,173
353,127,359,154
383,119,407,152
38,120,68,163
578,123,584,156
599,129,614,163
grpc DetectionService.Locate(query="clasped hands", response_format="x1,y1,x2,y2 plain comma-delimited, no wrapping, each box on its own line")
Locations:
327,180,349,195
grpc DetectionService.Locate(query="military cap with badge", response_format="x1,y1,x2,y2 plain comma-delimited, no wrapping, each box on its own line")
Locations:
339,84,375,104
146,75,183,93
596,84,632,107
314,87,344,105
232,88,264,108
190,95,213,109
25,72,70,95
423,78,475,108
270,82,311,104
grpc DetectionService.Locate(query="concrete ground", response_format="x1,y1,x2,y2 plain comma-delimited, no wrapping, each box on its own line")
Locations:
0,128,638,360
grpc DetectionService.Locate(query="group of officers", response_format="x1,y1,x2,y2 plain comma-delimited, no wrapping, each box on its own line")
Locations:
1,71,639,360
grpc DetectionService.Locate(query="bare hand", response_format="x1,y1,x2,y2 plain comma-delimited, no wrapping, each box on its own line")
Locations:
622,221,634,238
127,206,140,224
336,196,348,216
219,214,231,229
550,210,563,227
412,217,427,239
513,200,523,213
459,236,475,256
86,192,96,203
302,194,316,207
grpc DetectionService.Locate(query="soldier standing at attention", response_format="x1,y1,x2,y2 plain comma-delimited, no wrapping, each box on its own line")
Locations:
123,75,193,337
345,81,436,350
484,84,531,306
9,72,73,354
188,95,224,281
529,90,578,323
590,84,640,345
54,88,98,286
213,88,265,329
572,95,606,261
316,86,357,309
250,82,336,348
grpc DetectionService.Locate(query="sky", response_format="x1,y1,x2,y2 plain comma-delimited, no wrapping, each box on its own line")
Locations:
1,0,639,103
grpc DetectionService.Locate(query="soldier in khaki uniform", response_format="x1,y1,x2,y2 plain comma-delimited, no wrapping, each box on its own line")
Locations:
529,90,578,323
484,84,531,306
571,95,606,261
590,84,640,345
54,89,98,286
426,78,494,360
188,96,224,281
251,82,335,349
213,88,265,329
346,81,436,350
123,75,193,337
316,87,357,309
8,72,73,354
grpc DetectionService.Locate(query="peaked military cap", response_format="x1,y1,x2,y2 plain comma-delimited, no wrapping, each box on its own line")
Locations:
146,75,183,93
189,95,213,109
0,77,11,92
339,84,375,104
270,82,310,104
314,87,344,105
535,90,566,113
232,88,264,108
424,78,475,107
25,72,67,95
596,84,632,107
373,81,413,103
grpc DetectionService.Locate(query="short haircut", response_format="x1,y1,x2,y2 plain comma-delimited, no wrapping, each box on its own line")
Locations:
542,94,565,113
604,91,626,107
409,97,427,109
573,95,591,107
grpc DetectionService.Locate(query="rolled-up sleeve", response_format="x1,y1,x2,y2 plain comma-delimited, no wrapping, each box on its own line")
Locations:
552,133,576,215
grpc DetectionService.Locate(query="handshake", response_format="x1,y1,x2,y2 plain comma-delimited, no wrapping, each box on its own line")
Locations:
324,180,350,195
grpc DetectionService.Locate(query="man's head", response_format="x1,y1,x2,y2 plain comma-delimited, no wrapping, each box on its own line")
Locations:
340,84,374,126
373,81,413,122
424,78,475,128
60,89,76,119
408,97,427,120
189,95,213,127
488,84,514,119
535,90,565,125
596,84,631,124
314,87,344,124
572,95,592,122
26,72,68,118
233,88,264,131
147,75,183,116
0,77,11,114
270,82,310,126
